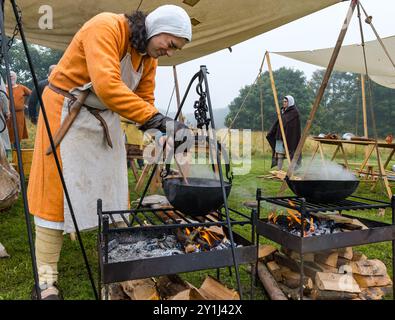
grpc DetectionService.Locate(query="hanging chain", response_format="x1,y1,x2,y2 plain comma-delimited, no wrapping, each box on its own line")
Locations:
0,5,22,61
193,72,211,129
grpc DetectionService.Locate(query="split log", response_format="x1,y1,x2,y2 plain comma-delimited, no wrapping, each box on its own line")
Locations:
310,288,359,300
338,247,353,260
198,276,240,300
274,252,323,279
281,247,314,262
258,244,278,261
353,274,393,288
266,261,282,282
352,251,367,261
278,283,301,300
314,251,338,268
170,288,206,300
337,257,353,268
102,283,130,300
277,283,312,300
280,268,313,291
121,279,160,300
310,213,367,230
314,262,338,273
257,262,287,300
315,272,361,293
349,259,388,276
359,287,387,300
155,275,190,299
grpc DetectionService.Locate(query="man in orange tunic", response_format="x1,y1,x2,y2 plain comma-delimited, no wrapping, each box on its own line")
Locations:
27,5,192,299
6,71,31,144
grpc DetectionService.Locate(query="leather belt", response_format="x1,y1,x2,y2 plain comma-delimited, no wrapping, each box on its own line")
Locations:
46,83,113,155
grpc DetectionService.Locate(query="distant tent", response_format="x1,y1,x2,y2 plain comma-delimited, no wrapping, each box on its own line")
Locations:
5,0,339,66
274,35,395,89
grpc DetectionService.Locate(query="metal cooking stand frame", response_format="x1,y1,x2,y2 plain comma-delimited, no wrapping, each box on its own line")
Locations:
255,188,395,300
97,201,257,300
98,65,255,299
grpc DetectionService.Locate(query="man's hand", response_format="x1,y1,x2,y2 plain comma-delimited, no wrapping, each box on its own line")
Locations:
5,112,10,121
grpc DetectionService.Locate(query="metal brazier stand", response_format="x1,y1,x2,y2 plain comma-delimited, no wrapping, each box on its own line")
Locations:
97,66,257,299
97,200,257,299
255,188,395,300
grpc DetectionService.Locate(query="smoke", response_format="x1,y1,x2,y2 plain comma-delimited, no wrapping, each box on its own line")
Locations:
185,164,218,180
295,160,357,181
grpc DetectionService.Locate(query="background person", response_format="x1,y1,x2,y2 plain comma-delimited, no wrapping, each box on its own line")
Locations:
28,65,57,125
266,95,301,170
6,71,31,146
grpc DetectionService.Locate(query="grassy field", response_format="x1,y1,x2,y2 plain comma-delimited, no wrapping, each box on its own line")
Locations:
1,125,394,299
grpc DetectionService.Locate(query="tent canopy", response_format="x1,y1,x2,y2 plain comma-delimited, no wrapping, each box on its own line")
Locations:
274,35,395,89
4,0,339,66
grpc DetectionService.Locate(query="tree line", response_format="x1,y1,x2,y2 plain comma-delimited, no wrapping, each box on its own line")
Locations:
225,67,394,138
1,40,63,88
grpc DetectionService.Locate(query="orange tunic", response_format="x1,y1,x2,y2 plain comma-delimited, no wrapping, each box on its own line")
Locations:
27,13,159,222
6,84,31,143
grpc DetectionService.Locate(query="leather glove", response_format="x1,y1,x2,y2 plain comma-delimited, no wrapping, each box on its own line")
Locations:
139,113,187,134
140,113,193,152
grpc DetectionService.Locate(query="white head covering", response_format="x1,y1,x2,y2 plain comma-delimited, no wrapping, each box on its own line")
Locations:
9,71,17,86
146,5,192,42
284,95,295,107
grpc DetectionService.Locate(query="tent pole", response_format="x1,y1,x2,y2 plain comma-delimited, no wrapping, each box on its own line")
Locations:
259,75,265,168
172,65,184,123
360,74,369,159
360,74,368,138
265,51,291,165
359,3,395,71
279,0,358,192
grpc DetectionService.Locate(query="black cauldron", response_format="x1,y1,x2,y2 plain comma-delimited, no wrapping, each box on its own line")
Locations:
163,177,232,216
285,177,359,203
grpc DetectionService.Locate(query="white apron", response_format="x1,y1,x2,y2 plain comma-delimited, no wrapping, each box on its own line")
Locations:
60,52,143,233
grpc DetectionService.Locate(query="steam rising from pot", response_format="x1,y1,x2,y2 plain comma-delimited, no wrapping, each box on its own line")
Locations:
295,160,357,181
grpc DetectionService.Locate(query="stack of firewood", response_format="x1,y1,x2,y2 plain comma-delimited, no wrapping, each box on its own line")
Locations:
257,245,393,300
102,275,239,300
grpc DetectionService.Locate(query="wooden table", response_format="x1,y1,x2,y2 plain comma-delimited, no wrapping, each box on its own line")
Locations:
310,138,395,198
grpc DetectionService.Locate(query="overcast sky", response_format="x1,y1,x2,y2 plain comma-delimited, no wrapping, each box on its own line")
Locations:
154,0,394,116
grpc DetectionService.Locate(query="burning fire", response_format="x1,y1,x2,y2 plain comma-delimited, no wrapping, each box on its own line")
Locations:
179,226,227,252
268,201,315,236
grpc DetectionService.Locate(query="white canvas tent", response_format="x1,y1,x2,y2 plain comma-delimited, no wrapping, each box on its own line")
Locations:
274,35,395,89
4,0,339,66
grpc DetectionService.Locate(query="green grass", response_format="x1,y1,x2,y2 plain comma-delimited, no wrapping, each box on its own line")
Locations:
0,154,394,300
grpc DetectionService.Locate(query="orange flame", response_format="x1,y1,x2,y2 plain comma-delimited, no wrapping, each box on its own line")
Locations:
286,208,301,224
200,230,221,246
309,217,315,233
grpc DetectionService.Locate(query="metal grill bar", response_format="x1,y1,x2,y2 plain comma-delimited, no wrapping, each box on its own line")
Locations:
139,211,156,225
258,196,391,213
149,210,169,225
119,213,131,227
108,214,117,226
131,212,144,226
